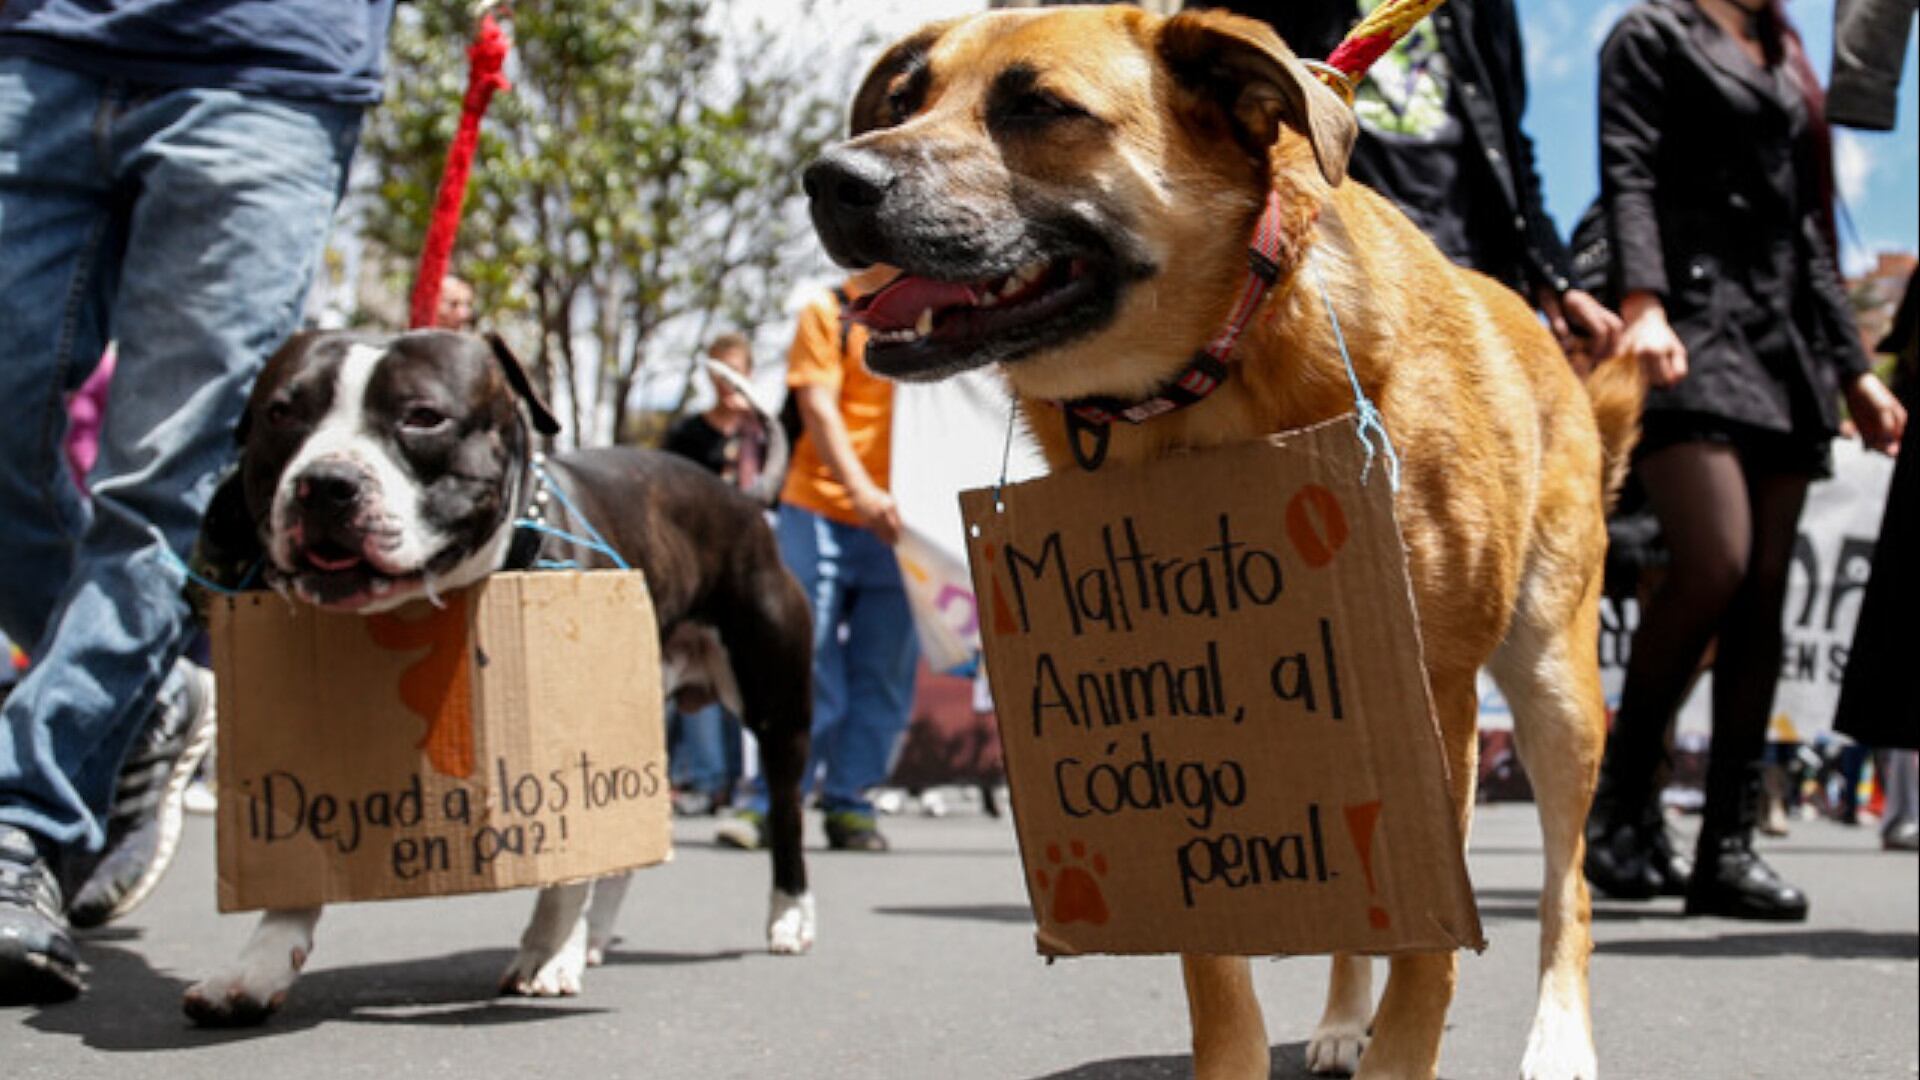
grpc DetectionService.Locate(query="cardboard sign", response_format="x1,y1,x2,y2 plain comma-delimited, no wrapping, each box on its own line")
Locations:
211,571,670,912
960,417,1482,957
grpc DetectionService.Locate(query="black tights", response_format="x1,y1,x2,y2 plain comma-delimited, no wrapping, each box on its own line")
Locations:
1605,441,1812,835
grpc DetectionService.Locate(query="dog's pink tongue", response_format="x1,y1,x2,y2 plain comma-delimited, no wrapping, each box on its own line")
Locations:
847,275,977,331
306,549,362,572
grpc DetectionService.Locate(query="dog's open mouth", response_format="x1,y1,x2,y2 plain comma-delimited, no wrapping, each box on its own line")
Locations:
288,539,425,611
847,256,1112,378
302,539,363,573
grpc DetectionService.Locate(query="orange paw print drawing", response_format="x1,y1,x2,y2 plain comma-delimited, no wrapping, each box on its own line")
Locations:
1033,840,1111,926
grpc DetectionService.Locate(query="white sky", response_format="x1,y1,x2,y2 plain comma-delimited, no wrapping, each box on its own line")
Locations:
728,0,981,42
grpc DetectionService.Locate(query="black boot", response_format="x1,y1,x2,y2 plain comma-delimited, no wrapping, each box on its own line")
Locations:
1641,806,1692,898
1684,766,1808,921
1585,765,1691,900
1684,831,1809,920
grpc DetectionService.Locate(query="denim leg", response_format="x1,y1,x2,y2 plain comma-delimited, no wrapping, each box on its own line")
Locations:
744,504,848,814
785,506,852,807
0,79,360,852
669,702,733,793
0,59,115,649
817,523,920,816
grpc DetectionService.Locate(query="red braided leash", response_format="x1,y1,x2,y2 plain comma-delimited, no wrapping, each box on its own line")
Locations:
408,12,512,330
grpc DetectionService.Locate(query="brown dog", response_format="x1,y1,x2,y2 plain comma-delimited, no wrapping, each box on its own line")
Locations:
803,8,1641,1080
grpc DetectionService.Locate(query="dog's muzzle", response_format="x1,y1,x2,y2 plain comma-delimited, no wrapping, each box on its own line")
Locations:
804,145,898,269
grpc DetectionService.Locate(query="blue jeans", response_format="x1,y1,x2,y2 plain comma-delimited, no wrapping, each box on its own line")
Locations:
0,58,361,853
668,700,743,796
748,504,920,817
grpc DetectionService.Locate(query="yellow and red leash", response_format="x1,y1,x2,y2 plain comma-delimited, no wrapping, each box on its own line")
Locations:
1311,0,1451,103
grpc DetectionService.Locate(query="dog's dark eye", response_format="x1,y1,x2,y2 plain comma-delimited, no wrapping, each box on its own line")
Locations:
1002,90,1088,125
265,401,295,428
884,74,926,127
401,406,451,432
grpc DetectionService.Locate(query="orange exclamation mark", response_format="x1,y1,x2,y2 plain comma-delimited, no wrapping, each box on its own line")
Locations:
984,543,1019,635
1344,800,1389,930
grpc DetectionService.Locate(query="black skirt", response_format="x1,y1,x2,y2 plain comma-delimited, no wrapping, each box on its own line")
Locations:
1634,408,1833,478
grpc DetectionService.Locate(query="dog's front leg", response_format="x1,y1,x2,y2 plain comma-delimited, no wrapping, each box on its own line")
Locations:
1183,954,1269,1079
183,907,323,1026
583,872,632,966
1307,953,1374,1075
500,881,592,996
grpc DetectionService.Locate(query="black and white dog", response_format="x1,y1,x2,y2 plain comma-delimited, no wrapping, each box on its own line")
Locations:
183,330,815,1025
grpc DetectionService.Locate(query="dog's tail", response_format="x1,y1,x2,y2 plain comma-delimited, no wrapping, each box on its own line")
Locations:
1582,354,1646,510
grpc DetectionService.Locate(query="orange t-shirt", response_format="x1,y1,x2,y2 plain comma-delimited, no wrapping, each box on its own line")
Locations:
778,287,894,526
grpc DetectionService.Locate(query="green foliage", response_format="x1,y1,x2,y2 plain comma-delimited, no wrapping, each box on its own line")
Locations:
360,0,864,443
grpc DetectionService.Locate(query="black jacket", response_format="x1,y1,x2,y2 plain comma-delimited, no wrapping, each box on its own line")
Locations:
1192,0,1572,297
1828,0,1918,131
1599,0,1870,436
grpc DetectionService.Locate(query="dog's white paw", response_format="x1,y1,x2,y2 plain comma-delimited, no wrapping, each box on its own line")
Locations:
767,889,815,955
585,933,619,968
183,946,307,1027
1306,1020,1369,1077
1519,1003,1597,1080
501,919,589,997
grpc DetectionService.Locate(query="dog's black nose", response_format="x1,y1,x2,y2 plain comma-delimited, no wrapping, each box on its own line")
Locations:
804,146,897,267
296,463,364,512
804,145,894,210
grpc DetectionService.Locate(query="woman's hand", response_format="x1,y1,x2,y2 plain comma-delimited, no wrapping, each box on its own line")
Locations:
1537,287,1625,372
1620,291,1688,388
1845,372,1906,456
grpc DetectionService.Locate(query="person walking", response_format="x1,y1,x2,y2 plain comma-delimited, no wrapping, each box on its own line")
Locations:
1827,0,1917,132
720,268,919,853
1582,0,1906,920
1828,0,1919,760
660,333,777,813
1192,0,1623,366
0,0,392,1002
663,333,776,501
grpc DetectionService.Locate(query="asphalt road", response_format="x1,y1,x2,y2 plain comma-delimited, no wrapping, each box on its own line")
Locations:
6,803,1916,1079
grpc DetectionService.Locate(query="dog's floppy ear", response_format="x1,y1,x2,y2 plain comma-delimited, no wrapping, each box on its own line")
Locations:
1158,10,1357,187
237,331,325,447
848,19,961,137
486,332,560,437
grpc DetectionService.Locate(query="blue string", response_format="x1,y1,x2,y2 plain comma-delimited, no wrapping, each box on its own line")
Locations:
159,542,263,598
1309,260,1402,491
510,518,628,569
525,459,631,570
993,392,1017,510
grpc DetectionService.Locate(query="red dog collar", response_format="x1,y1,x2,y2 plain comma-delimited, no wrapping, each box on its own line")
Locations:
1061,188,1292,429
1051,188,1301,473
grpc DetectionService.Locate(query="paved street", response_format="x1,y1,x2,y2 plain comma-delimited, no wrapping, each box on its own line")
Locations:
7,803,1916,1078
